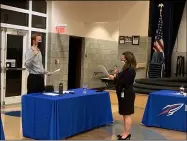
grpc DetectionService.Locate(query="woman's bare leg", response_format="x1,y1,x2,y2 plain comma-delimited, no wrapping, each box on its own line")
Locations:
122,115,132,138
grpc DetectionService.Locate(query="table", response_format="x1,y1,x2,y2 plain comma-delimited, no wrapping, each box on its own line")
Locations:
22,88,113,140
0,116,5,140
142,90,187,132
100,78,114,89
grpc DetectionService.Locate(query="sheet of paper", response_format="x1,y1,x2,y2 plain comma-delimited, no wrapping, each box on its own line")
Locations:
63,91,74,94
119,40,124,44
50,68,60,74
98,65,109,76
172,92,187,96
55,91,74,94
43,93,59,96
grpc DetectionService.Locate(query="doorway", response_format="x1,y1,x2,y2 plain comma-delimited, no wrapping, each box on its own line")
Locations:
1,28,28,105
68,36,84,89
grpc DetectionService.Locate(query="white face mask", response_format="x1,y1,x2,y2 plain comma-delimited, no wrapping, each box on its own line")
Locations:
121,60,126,64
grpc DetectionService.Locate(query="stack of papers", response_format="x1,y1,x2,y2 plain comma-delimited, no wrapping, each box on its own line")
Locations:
43,93,59,96
63,91,74,94
173,92,187,96
54,91,74,94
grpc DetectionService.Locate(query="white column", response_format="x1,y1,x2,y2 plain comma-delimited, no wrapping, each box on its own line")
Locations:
28,0,32,48
45,1,50,84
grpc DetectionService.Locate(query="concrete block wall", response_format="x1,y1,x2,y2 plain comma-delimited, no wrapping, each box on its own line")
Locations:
118,37,151,79
82,38,118,88
46,33,69,90
46,34,151,89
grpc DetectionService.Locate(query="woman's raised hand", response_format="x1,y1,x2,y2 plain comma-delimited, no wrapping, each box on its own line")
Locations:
114,66,118,74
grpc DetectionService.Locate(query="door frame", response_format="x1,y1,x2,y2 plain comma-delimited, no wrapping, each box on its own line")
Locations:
1,27,28,105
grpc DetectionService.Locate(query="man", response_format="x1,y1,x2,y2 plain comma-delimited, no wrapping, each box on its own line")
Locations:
25,33,50,94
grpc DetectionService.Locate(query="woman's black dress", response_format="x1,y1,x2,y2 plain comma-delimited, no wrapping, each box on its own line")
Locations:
114,67,136,115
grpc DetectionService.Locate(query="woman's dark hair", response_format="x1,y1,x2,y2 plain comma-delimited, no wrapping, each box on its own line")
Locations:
122,51,137,70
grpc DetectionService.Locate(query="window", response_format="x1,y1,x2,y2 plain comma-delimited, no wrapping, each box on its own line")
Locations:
32,15,46,29
32,0,47,14
31,31,46,67
1,0,29,9
0,8,28,26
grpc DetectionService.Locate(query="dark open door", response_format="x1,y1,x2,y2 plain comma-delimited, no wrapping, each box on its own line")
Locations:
68,36,84,89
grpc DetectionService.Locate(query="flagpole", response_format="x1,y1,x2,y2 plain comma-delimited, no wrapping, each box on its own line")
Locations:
158,3,164,17
158,3,165,77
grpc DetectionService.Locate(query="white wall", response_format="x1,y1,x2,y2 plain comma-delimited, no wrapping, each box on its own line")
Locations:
173,3,186,53
49,1,149,41
119,1,149,36
172,2,187,74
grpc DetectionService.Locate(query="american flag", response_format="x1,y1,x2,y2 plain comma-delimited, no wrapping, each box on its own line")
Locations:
153,14,164,57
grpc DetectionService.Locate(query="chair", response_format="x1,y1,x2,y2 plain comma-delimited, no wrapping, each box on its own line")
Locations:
45,85,54,92
147,52,165,78
176,56,185,76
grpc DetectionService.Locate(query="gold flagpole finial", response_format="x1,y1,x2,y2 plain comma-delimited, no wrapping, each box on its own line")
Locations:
158,3,164,16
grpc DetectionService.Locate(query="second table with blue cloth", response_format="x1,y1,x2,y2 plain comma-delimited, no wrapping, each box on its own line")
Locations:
0,116,5,140
22,88,113,140
142,90,187,132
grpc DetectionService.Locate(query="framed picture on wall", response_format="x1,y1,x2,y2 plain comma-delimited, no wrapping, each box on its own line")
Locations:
124,36,132,43
132,36,140,45
119,36,125,44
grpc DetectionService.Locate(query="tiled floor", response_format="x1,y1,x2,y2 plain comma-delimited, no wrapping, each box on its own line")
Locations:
1,91,186,140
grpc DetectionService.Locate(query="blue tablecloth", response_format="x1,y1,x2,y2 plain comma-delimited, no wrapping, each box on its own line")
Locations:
0,117,5,140
142,90,187,132
22,88,113,140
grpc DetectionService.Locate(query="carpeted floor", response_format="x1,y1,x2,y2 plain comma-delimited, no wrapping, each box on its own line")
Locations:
3,111,21,117
1,92,186,140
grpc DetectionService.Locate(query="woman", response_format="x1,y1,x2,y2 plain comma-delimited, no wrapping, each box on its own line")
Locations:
108,51,136,140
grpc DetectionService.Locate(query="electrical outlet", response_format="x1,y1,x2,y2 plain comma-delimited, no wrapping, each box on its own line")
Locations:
55,59,60,64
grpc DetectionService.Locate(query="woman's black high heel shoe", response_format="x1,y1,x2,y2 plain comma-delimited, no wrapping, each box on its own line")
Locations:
118,134,131,140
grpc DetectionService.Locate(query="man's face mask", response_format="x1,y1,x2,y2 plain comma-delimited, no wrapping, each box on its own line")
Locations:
37,40,42,49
